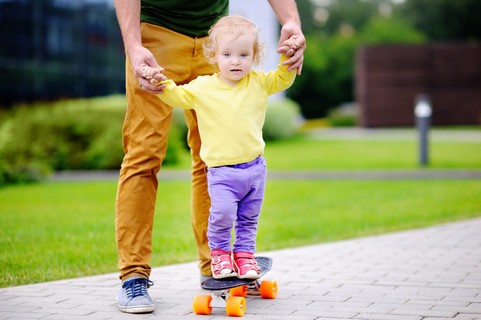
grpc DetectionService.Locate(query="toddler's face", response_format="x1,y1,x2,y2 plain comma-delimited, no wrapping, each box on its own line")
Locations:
215,34,255,86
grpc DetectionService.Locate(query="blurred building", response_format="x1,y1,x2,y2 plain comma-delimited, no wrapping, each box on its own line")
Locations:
356,43,481,126
0,0,125,107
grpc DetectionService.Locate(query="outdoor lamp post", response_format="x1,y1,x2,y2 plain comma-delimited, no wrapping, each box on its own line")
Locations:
414,94,432,167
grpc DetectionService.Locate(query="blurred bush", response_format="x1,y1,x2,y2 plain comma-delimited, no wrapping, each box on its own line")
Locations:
263,98,303,141
287,32,358,120
359,16,427,44
327,102,358,127
0,95,183,186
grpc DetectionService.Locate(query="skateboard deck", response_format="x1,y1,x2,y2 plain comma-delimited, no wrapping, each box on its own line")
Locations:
201,256,272,291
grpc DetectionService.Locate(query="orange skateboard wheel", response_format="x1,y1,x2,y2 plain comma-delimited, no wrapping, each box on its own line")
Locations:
230,285,247,297
260,280,278,299
226,296,246,317
192,294,212,315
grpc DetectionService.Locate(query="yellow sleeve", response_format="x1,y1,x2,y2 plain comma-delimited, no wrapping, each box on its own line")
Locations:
156,79,196,109
264,55,297,95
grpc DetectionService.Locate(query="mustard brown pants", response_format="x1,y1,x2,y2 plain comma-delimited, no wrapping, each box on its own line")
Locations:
115,23,215,281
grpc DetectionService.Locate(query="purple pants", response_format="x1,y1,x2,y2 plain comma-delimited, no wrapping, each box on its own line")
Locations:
206,156,267,253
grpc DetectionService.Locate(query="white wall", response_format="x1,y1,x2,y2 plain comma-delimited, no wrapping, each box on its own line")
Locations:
229,1,279,73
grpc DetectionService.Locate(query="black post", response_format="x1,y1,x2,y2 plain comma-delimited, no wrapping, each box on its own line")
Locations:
414,94,432,167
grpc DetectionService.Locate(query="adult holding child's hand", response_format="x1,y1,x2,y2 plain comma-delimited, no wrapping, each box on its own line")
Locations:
268,0,306,74
278,27,306,74
130,46,166,93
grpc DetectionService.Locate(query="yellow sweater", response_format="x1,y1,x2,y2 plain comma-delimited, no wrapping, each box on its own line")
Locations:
158,56,296,167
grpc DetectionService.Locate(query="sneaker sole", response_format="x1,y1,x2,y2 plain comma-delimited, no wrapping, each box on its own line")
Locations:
237,274,261,280
212,272,238,280
117,303,155,314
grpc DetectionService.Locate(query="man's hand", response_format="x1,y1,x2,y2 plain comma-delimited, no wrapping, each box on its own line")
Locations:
277,21,306,75
130,45,167,94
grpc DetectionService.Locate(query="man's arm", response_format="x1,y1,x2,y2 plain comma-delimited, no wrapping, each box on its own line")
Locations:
114,0,165,93
267,0,306,75
268,0,301,26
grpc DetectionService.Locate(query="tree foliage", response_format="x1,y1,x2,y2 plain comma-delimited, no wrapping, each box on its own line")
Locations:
287,0,426,119
359,16,426,44
398,0,481,42
287,32,358,119
290,0,478,119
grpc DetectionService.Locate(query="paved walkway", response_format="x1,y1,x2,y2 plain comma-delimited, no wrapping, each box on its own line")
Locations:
50,168,481,182
305,127,481,142
1,218,480,320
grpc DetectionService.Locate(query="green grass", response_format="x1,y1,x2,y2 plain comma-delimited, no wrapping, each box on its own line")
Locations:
1,131,481,287
264,138,481,169
175,132,481,170
260,180,481,247
1,179,480,288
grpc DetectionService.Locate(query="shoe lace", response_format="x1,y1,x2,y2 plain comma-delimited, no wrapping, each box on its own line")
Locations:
122,278,154,299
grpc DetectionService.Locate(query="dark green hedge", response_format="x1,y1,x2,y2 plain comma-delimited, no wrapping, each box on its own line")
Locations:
0,96,183,186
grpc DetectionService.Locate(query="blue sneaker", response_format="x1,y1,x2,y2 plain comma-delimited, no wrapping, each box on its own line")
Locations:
117,276,155,313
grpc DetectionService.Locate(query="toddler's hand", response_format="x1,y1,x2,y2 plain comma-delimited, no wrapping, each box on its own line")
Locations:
278,36,299,57
140,65,166,85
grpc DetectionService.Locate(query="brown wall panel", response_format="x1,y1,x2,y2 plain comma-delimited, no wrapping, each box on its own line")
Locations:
356,44,481,127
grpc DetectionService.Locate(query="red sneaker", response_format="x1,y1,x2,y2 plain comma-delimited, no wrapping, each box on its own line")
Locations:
211,249,237,279
234,252,261,280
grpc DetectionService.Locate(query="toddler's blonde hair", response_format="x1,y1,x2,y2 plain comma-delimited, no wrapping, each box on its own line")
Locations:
203,15,264,66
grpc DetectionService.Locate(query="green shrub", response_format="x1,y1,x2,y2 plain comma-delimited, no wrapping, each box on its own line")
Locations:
328,103,358,127
263,98,303,141
287,32,358,119
359,16,427,44
0,95,184,186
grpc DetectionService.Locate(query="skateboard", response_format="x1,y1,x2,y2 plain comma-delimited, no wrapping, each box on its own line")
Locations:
193,256,277,317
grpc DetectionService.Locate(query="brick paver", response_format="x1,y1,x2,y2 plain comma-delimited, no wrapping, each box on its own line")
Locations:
1,218,480,320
